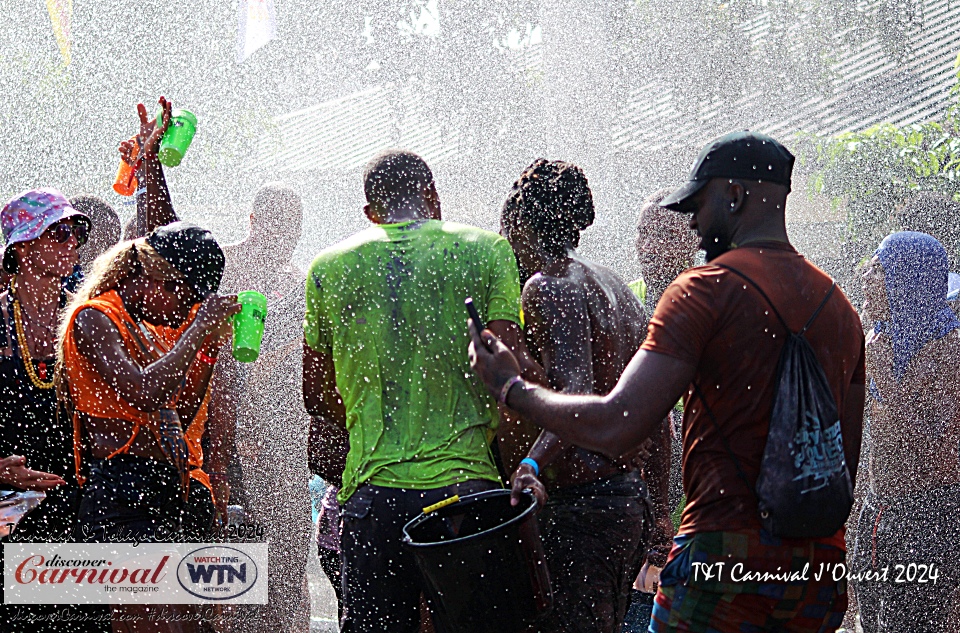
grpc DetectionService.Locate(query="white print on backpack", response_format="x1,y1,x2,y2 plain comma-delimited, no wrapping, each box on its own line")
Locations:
791,414,846,494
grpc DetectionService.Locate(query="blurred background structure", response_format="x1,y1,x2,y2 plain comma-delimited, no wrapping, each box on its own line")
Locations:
3,0,959,285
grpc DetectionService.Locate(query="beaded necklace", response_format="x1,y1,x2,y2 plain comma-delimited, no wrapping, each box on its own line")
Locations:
10,277,56,389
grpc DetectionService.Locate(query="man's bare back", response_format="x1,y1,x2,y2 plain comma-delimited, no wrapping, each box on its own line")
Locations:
523,256,648,488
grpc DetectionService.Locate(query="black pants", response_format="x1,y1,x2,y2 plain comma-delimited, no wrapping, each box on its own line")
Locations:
536,472,652,633
339,480,500,633
852,483,960,632
76,454,214,542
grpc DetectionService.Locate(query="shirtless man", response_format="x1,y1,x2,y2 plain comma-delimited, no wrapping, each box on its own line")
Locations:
633,188,700,314
470,132,865,633
499,159,662,632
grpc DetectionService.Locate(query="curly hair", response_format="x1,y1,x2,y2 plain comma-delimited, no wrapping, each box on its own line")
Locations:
501,159,595,258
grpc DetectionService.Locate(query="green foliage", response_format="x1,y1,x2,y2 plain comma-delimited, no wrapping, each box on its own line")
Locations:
805,120,960,202
800,53,960,251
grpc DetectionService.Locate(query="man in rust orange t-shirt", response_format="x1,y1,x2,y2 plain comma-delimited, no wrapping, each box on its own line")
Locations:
467,131,866,633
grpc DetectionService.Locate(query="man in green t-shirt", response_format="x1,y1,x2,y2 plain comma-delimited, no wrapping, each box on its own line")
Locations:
302,150,537,631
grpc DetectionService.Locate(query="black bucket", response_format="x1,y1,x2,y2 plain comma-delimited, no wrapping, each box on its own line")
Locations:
402,489,552,633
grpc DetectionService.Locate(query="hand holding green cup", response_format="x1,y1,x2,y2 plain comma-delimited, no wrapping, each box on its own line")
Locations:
232,291,267,363
157,109,197,167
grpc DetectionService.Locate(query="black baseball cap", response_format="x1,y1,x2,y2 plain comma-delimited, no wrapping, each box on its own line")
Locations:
661,130,795,212
146,222,225,299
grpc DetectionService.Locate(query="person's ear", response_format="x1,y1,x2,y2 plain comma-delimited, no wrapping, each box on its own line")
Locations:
363,202,380,224
727,181,746,214
424,182,441,220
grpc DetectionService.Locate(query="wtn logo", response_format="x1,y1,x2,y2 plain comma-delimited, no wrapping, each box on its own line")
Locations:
186,561,247,585
177,546,259,600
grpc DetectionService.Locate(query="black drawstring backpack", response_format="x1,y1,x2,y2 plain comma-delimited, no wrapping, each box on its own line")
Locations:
692,265,854,539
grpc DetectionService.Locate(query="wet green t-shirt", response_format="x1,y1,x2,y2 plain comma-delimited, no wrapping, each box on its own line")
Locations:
304,219,521,503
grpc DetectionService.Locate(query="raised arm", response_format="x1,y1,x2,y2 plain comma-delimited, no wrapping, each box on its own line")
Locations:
164,304,231,424
120,97,178,238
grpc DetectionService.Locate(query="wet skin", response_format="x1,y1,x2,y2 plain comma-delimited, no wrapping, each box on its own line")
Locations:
73,279,240,461
0,218,82,360
72,94,236,464
509,236,652,491
469,177,865,493
862,256,960,497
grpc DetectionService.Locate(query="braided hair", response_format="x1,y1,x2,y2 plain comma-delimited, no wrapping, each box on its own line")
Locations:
501,159,595,258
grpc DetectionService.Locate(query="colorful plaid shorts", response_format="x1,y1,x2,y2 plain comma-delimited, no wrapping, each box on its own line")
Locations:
648,530,847,633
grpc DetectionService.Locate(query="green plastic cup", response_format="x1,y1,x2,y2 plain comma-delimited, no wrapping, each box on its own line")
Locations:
157,109,197,167
232,291,267,363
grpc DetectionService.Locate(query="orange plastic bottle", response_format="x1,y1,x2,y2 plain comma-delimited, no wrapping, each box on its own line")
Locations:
112,137,141,196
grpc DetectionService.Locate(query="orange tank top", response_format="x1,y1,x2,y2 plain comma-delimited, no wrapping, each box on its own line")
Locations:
62,290,211,495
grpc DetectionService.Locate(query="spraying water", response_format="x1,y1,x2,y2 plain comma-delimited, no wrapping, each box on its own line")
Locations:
3,1,960,631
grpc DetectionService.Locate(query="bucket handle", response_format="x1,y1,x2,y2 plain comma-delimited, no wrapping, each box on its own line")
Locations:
422,495,460,514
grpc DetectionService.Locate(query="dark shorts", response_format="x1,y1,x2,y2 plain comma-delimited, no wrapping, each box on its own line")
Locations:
339,479,500,633
852,484,960,633
76,454,214,543
649,530,847,633
535,472,652,633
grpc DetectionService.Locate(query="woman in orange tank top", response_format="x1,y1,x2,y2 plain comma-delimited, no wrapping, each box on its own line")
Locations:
57,222,239,545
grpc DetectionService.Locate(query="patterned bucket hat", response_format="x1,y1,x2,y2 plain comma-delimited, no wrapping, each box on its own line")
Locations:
1,188,91,273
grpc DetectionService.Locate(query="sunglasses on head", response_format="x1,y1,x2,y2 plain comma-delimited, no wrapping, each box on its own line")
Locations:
49,221,89,246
